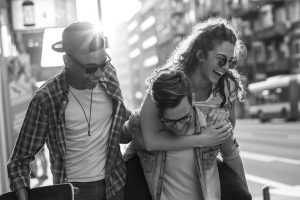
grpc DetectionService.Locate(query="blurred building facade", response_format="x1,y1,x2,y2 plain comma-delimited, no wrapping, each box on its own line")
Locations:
106,22,135,110
127,0,300,110
12,0,77,82
230,0,300,81
0,0,77,194
0,0,18,194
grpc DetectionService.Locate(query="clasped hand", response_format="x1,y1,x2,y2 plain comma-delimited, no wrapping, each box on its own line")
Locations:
198,109,232,147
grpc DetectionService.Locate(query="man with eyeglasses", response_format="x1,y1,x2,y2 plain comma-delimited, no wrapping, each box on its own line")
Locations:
7,22,130,200
123,69,235,200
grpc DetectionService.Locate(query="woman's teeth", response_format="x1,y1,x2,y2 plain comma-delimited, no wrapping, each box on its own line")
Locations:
213,69,223,76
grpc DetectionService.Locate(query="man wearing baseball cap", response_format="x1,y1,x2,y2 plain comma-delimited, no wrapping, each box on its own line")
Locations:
7,22,130,200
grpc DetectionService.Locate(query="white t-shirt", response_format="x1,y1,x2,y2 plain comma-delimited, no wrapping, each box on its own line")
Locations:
64,84,113,182
161,109,203,200
161,149,203,200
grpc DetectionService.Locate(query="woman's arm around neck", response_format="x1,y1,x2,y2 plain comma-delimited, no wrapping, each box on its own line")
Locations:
140,94,203,151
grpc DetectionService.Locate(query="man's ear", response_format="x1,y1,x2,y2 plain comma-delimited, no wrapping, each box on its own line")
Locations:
196,50,206,62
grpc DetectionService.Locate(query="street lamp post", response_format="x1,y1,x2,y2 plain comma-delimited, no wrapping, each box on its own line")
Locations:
97,0,103,28
0,13,10,194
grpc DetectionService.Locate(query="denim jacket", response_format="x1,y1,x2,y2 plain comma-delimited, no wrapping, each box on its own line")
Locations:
123,109,221,200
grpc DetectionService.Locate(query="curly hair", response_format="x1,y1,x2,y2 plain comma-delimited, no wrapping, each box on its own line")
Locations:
148,69,193,117
150,17,247,107
216,69,246,107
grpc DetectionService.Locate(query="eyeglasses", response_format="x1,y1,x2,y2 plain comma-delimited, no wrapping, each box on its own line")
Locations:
217,56,237,69
68,53,111,74
161,113,192,128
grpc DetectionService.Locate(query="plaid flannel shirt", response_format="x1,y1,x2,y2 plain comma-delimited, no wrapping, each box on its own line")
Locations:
7,64,130,200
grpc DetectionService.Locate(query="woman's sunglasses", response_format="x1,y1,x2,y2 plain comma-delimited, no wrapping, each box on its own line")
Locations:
217,56,237,69
68,54,111,74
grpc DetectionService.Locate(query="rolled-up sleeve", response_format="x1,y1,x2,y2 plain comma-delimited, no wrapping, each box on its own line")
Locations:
7,95,48,191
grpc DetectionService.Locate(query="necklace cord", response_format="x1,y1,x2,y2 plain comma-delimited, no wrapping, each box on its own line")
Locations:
69,89,93,136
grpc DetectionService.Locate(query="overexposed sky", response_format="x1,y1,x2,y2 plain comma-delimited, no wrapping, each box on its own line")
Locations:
102,0,141,23
76,0,141,33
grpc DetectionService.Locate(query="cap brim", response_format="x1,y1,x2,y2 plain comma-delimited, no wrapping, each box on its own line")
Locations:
51,41,65,53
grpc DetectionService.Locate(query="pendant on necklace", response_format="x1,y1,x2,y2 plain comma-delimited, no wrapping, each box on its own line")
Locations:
88,130,91,136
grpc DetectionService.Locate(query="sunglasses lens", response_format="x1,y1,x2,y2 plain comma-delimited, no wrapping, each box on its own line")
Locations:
85,60,110,74
229,59,238,69
85,65,99,74
217,57,227,67
99,61,109,70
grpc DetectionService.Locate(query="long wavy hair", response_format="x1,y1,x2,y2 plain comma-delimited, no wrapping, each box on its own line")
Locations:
148,17,247,107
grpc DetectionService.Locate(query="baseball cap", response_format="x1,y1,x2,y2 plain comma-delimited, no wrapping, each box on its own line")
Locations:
51,22,105,55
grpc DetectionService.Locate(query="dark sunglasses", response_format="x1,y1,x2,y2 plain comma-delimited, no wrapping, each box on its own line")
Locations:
217,56,237,69
161,113,192,127
68,54,111,74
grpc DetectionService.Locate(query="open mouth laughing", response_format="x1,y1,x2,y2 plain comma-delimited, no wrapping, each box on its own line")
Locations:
213,69,224,77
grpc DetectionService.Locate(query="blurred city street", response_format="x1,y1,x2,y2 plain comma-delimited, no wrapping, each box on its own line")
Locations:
1,0,300,199
235,119,300,200
28,118,300,200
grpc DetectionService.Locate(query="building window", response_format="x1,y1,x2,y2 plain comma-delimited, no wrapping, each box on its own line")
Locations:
261,5,274,28
189,10,195,24
128,34,139,45
279,42,289,58
143,55,158,68
292,39,300,58
142,36,157,49
266,44,275,62
129,48,140,59
275,7,286,24
253,42,265,63
127,21,138,32
141,16,155,31
287,1,300,22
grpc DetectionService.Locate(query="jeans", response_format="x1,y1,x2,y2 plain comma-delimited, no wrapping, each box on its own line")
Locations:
72,180,124,200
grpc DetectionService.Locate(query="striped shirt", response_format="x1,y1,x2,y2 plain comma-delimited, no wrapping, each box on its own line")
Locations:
7,64,130,200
